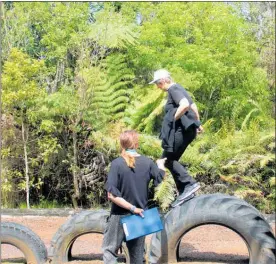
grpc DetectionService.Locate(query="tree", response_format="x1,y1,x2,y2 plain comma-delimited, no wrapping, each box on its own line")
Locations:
2,2,91,93
1,2,274,212
2,48,46,208
125,2,271,132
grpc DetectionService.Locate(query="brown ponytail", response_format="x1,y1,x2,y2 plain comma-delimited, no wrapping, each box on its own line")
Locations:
121,149,136,168
120,130,139,168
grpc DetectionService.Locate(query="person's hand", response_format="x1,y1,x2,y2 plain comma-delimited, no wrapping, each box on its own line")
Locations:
134,208,144,218
156,158,167,170
197,125,204,134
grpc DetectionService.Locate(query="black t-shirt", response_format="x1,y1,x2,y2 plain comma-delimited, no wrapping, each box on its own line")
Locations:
164,83,198,130
165,83,194,113
105,156,165,215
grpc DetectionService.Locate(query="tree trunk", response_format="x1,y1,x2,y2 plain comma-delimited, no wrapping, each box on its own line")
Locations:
22,120,30,209
72,130,80,209
1,4,12,57
51,60,65,93
203,88,216,122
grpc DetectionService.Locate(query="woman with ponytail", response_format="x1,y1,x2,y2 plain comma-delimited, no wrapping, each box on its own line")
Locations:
102,130,166,264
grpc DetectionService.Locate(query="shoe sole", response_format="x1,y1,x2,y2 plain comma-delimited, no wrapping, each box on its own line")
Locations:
178,185,200,201
171,193,196,208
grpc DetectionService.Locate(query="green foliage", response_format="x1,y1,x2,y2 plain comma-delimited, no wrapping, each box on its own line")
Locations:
2,48,46,109
2,2,92,93
3,2,91,60
32,199,66,209
138,134,162,159
2,48,47,208
89,5,138,49
126,2,272,129
1,2,274,212
126,89,165,134
1,169,22,208
92,54,135,122
183,121,275,213
154,174,176,212
90,131,119,157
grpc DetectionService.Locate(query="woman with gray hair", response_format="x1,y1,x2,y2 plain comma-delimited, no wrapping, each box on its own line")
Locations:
149,69,203,207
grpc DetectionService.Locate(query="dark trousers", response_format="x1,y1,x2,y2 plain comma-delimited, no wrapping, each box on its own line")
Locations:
102,214,145,264
162,125,197,193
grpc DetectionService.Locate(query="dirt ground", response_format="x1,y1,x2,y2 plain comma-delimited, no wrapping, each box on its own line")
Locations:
1,215,275,264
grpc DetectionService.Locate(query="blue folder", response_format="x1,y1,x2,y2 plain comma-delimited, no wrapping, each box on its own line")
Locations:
120,207,163,241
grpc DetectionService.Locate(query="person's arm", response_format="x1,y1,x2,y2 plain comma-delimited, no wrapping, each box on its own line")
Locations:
190,103,204,133
107,193,144,217
190,103,199,120
174,97,190,120
150,158,166,187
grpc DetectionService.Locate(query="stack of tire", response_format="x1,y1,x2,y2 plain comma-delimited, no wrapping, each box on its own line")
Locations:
1,194,275,264
1,222,48,263
148,194,276,264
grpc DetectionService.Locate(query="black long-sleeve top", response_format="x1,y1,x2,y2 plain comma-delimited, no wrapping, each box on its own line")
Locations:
105,156,165,215
160,84,201,152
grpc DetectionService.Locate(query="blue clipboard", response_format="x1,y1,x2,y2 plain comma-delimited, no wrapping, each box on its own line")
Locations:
120,207,163,241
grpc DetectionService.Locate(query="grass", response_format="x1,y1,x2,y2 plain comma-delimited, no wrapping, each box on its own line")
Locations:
19,199,67,209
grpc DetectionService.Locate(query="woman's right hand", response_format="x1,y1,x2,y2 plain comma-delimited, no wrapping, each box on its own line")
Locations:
197,125,204,134
134,208,144,218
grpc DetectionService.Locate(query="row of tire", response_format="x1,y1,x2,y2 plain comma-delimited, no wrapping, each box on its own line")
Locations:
1,194,275,264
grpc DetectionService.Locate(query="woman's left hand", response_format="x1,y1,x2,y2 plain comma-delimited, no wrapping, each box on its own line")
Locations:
134,208,144,218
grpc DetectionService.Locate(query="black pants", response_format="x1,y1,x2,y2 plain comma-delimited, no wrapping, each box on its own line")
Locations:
162,125,197,193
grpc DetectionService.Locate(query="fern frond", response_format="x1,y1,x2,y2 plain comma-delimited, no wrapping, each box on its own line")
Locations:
259,133,275,145
269,177,276,187
220,174,238,184
90,53,135,123
259,153,274,168
154,174,175,211
89,9,138,49
130,91,165,132
234,188,263,200
241,108,259,130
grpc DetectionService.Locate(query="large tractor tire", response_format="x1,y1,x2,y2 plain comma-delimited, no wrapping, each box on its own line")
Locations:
1,222,48,264
149,194,275,264
49,209,130,263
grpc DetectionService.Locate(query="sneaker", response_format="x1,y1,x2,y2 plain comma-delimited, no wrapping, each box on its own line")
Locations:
171,193,196,208
177,183,200,201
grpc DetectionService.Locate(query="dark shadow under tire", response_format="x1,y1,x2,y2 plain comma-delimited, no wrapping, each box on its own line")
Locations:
149,194,275,264
1,222,48,264
49,209,130,263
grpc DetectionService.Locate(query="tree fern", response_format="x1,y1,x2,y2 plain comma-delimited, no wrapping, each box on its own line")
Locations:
89,6,138,49
138,133,162,159
128,90,165,134
91,53,135,123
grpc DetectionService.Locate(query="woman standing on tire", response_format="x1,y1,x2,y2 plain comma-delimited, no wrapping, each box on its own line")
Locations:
149,69,203,207
102,130,166,264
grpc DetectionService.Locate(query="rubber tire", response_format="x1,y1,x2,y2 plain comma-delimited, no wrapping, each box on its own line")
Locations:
1,222,48,264
49,209,130,263
149,194,275,264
